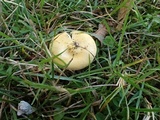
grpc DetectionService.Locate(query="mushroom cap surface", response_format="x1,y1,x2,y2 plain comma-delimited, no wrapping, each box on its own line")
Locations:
49,31,97,70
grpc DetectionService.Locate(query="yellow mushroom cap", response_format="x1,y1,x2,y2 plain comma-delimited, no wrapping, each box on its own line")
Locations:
49,31,97,70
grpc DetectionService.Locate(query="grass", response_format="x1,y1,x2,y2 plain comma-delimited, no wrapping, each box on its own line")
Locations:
0,0,160,120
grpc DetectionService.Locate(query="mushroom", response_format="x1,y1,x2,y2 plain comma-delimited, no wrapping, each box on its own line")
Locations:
49,31,97,70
